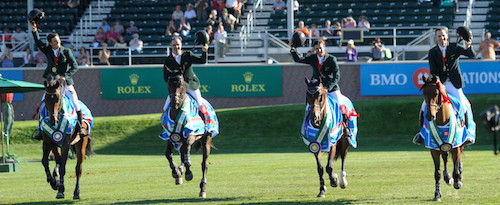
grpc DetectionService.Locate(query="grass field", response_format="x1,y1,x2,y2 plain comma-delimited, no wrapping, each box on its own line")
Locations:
1,95,500,204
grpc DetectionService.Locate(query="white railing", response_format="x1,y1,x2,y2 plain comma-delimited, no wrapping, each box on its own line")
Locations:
464,0,475,27
238,0,263,53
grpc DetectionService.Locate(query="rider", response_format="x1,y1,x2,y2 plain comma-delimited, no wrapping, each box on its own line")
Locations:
413,26,476,144
30,21,84,140
290,39,352,136
163,35,209,120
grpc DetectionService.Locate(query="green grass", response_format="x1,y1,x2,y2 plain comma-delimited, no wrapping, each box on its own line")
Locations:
2,95,500,204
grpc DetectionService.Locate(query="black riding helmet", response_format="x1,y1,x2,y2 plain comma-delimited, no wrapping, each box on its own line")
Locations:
292,31,306,47
194,30,210,46
456,26,472,41
28,8,45,23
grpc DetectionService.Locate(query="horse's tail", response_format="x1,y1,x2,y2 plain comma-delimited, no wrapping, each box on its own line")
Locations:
334,138,344,160
70,135,96,157
193,133,216,152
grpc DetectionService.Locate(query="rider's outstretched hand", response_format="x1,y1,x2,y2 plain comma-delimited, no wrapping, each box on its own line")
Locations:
202,44,209,52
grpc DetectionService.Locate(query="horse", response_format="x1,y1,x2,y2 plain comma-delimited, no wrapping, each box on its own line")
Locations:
41,74,93,199
303,78,354,198
162,70,217,198
420,75,465,202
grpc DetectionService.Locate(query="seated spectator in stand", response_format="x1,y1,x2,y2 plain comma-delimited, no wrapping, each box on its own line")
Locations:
1,46,14,68
114,19,125,35
219,8,236,32
129,33,144,52
310,24,320,39
345,39,358,62
211,0,225,13
206,25,215,44
225,0,239,18
333,21,342,47
98,43,111,66
126,21,139,36
273,0,286,11
93,27,107,47
177,17,191,36
343,16,357,28
184,3,197,21
34,48,47,67
165,19,178,36
114,35,128,48
370,38,386,61
294,20,309,36
172,5,184,26
77,47,90,66
214,24,228,58
22,48,35,67
1,28,12,43
98,19,111,33
106,26,120,45
195,0,209,21
11,26,29,50
358,16,370,32
477,32,500,60
321,20,334,45
207,10,218,27
69,45,78,58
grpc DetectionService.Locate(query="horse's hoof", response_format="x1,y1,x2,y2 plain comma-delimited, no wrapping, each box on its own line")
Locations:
317,192,326,198
73,190,80,200
454,181,462,189
340,171,348,189
175,178,183,185
432,197,441,202
56,192,65,199
47,176,58,190
330,173,338,187
73,195,80,200
185,171,193,181
199,191,206,198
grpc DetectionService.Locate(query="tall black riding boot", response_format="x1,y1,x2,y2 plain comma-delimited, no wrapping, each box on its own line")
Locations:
342,114,353,137
33,128,43,140
76,110,84,135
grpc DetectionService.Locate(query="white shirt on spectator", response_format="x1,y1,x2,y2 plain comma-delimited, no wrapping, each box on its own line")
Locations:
214,30,227,43
226,0,238,8
184,9,197,20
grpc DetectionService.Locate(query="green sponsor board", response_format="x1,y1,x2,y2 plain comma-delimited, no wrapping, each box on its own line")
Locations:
100,66,282,99
101,68,167,99
194,65,282,97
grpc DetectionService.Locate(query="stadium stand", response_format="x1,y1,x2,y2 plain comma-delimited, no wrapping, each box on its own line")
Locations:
485,0,500,40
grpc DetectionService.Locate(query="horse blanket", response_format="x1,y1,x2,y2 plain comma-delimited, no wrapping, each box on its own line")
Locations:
419,95,476,151
301,95,358,153
159,94,219,150
38,95,94,147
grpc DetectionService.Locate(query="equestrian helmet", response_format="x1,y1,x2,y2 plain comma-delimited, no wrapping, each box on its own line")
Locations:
195,30,210,46
28,9,45,23
456,26,473,41
292,31,306,47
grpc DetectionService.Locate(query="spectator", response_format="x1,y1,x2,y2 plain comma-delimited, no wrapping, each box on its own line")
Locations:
11,26,29,50
219,8,236,32
0,46,14,68
293,0,299,11
195,0,209,21
1,28,12,48
98,43,111,66
69,45,78,58
106,26,120,45
114,19,125,35
77,47,90,66
98,19,111,33
295,20,309,36
214,24,227,58
129,33,143,52
22,48,35,67
34,48,47,67
172,5,184,25
358,16,370,32
321,20,334,45
225,0,239,18
177,17,191,36
114,35,127,48
345,39,358,62
477,32,500,60
165,19,178,36
205,25,215,44
126,21,139,36
370,38,386,61
211,0,225,13
310,24,320,39
343,16,357,28
184,3,197,21
207,9,218,27
333,21,342,47
273,0,286,11
93,27,107,47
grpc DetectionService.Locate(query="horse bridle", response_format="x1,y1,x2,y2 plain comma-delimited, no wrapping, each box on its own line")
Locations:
308,86,327,119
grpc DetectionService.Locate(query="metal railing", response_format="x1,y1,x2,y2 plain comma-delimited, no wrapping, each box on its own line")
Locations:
464,0,475,27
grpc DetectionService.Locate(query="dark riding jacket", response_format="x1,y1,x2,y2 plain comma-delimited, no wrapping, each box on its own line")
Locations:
32,30,78,85
290,49,340,92
163,50,207,91
428,43,475,89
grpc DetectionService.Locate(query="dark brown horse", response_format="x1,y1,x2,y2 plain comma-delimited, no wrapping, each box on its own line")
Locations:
305,78,351,198
164,71,213,198
421,75,464,202
41,74,93,199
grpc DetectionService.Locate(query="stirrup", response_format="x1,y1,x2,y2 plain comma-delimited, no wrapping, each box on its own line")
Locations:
412,133,424,145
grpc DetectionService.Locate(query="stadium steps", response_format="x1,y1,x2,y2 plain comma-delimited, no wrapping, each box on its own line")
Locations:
71,0,115,48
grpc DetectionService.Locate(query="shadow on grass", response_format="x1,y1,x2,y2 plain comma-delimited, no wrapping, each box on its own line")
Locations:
108,197,248,204
240,198,368,205
12,201,75,205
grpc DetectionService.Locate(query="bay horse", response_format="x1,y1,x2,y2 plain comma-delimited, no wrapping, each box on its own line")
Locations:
420,75,464,202
164,70,213,198
41,74,93,199
304,78,351,198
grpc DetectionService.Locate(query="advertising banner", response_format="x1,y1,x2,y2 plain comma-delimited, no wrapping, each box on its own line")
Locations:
101,68,168,99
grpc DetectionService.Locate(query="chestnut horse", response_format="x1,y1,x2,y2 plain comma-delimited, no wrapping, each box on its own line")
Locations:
164,71,213,198
304,78,351,198
41,74,93,199
420,75,464,202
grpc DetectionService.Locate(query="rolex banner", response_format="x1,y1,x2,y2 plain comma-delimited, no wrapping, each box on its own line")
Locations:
100,66,282,99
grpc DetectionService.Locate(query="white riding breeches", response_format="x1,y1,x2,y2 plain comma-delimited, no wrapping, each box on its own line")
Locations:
41,84,81,111
163,88,205,111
